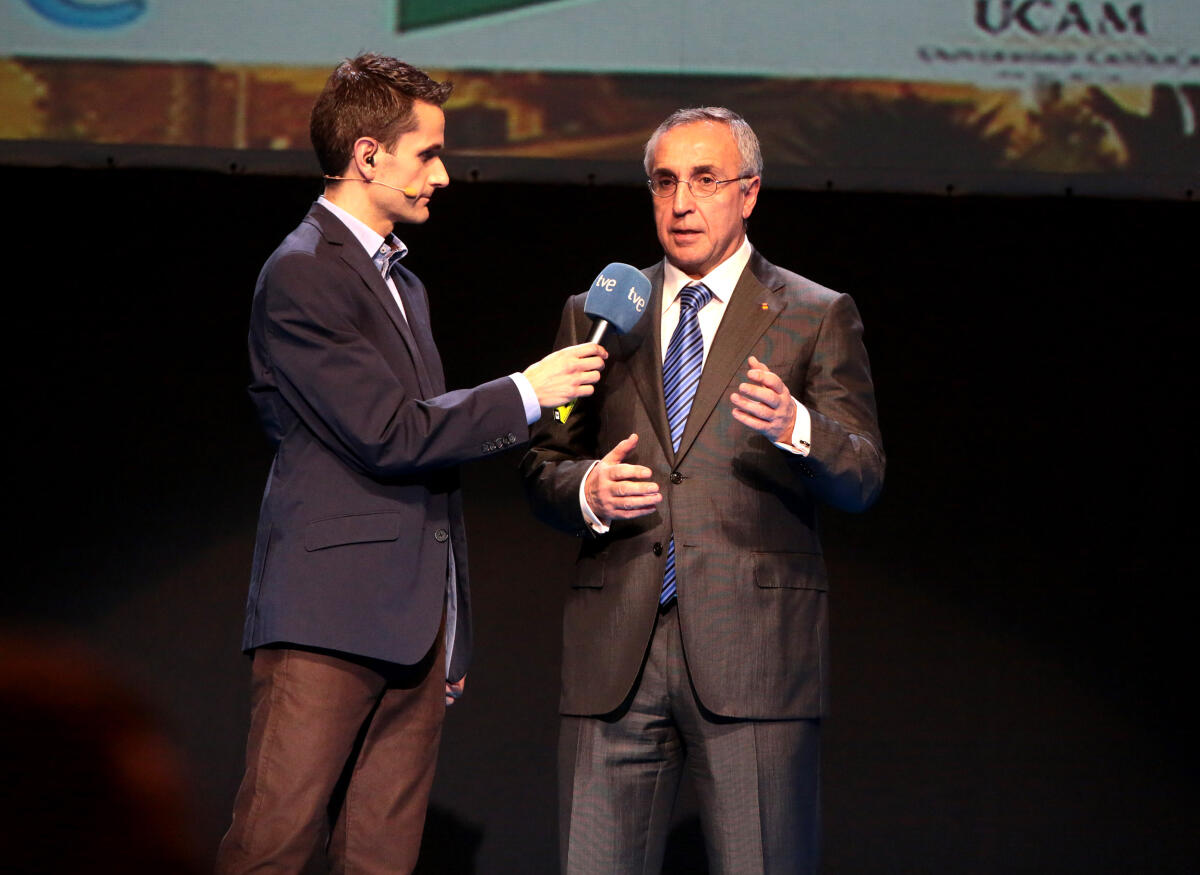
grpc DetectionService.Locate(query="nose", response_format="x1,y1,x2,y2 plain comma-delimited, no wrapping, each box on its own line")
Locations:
671,180,695,214
430,157,449,189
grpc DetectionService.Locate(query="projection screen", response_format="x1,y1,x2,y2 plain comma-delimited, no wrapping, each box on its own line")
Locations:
1,0,1196,196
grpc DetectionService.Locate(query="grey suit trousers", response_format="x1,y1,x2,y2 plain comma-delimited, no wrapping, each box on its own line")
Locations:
559,604,821,875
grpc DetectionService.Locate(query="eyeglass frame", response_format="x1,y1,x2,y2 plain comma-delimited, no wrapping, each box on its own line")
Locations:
646,173,756,198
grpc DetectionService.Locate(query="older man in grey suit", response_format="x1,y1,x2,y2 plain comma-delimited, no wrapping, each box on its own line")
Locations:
522,107,885,874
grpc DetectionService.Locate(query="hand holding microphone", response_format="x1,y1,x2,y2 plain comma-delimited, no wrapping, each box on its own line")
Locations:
553,263,652,423
522,343,608,408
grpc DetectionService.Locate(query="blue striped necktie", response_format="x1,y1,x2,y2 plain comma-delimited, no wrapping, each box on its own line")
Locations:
660,282,713,605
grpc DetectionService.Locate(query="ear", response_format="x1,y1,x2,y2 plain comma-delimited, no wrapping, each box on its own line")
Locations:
349,137,378,177
741,176,761,220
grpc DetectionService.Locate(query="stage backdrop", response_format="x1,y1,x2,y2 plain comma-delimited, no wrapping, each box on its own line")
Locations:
1,0,1196,196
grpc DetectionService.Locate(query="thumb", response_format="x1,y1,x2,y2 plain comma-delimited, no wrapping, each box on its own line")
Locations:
604,432,639,464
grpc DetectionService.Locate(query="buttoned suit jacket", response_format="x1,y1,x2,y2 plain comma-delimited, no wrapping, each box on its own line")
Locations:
243,202,527,679
522,249,884,718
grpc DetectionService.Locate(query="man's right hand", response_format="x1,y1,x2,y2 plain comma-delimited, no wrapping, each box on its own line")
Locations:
584,433,662,523
523,343,608,408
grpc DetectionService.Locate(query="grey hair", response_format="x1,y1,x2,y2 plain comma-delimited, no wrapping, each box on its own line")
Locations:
642,107,763,186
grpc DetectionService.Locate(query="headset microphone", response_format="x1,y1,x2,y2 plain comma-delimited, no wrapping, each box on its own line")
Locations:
322,175,420,198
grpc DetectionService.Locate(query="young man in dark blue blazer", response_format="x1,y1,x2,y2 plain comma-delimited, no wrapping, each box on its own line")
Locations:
217,53,606,874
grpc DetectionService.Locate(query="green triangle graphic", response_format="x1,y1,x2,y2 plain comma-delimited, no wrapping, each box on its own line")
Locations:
397,0,562,32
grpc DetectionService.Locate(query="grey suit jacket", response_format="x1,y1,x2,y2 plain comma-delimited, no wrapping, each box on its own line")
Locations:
522,250,884,718
243,202,528,678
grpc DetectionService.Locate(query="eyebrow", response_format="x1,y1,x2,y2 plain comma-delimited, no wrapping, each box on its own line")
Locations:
652,163,721,178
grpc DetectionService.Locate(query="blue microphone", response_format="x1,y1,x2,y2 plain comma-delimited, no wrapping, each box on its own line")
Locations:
555,263,651,423
582,263,652,344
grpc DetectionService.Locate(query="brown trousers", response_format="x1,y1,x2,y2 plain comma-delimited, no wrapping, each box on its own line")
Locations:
215,632,445,875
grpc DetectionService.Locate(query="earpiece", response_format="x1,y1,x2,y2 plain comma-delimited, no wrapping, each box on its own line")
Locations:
365,154,375,166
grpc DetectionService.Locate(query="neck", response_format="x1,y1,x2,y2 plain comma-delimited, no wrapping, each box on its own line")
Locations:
323,183,393,237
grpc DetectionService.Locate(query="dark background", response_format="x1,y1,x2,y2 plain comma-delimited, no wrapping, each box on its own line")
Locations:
4,163,1196,872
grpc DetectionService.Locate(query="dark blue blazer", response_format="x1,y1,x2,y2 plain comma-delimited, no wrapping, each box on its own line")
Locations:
243,202,527,678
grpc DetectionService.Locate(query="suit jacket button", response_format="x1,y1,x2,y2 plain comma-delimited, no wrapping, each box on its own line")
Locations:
434,528,449,543
669,471,683,484
652,542,663,556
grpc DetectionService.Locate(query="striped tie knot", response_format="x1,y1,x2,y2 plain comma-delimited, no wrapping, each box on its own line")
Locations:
679,282,713,314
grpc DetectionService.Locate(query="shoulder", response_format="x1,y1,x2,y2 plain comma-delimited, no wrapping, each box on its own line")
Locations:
748,250,843,309
261,206,354,284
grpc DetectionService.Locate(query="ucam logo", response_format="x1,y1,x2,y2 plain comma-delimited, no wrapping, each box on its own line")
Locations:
975,1,1148,36
24,0,147,29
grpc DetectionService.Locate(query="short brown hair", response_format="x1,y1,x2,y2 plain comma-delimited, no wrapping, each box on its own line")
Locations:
310,53,452,176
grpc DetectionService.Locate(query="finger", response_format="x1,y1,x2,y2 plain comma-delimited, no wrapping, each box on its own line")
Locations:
735,385,780,411
602,433,639,464
608,462,656,481
609,493,663,517
571,342,608,361
730,392,776,422
746,364,785,394
606,475,659,496
730,406,770,434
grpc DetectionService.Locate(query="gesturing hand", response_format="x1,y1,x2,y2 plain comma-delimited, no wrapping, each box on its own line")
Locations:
523,343,608,408
730,355,797,443
584,433,662,523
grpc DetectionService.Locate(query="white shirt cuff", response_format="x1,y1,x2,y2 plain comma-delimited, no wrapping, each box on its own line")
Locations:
773,399,812,456
509,372,542,426
578,460,610,533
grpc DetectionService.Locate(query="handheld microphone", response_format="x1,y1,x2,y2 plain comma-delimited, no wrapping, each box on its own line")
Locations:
555,263,652,424
323,175,420,197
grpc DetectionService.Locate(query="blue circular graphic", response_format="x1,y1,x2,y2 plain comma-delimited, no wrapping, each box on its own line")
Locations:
25,0,147,29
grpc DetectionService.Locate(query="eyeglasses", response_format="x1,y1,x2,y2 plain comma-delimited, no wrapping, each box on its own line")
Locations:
647,174,754,198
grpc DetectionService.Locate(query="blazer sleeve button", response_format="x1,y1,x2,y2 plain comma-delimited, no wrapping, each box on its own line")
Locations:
434,528,449,543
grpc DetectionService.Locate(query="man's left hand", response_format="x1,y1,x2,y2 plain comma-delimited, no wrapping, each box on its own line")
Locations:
445,676,465,707
730,355,796,443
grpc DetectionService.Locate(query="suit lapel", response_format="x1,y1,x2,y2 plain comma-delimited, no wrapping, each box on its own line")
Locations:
391,267,446,394
674,255,784,463
306,203,437,398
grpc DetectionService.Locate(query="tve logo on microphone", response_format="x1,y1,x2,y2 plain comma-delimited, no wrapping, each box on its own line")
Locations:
593,269,647,313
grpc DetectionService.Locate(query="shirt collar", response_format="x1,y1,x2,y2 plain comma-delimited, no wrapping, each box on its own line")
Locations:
318,195,408,271
661,236,753,313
